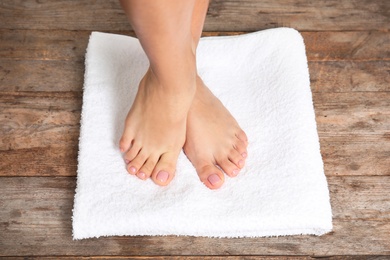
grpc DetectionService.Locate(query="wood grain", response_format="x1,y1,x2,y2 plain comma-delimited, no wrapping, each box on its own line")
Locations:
0,257,314,260
1,92,389,177
1,0,390,257
0,0,389,31
320,134,390,177
2,59,389,93
1,92,387,135
0,93,80,151
1,30,389,62
0,177,389,256
314,92,390,133
0,60,84,92
4,257,390,260
0,29,91,62
2,132,388,178
302,31,390,61
309,61,390,92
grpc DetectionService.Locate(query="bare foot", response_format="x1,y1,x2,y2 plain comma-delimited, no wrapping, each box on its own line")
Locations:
120,68,195,186
184,77,248,189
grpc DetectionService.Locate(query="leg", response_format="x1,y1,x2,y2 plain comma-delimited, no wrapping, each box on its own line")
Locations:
119,0,197,186
191,0,209,51
184,0,249,189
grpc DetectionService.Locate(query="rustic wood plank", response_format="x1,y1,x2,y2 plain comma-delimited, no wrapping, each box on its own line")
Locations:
0,60,84,92
0,92,81,177
2,92,388,132
205,0,390,32
0,0,389,31
302,31,390,61
6,257,390,260
1,0,389,258
313,92,390,133
1,132,388,177
1,59,389,93
0,92,389,177
309,61,390,92
1,30,389,62
328,176,390,220
1,30,388,96
0,30,91,62
0,147,78,177
0,255,314,260
0,177,389,256
320,134,390,177
0,93,80,152
0,0,130,31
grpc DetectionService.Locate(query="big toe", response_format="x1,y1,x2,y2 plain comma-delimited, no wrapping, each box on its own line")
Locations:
196,164,225,190
151,152,178,186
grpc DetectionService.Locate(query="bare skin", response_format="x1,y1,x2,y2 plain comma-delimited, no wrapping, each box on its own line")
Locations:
184,77,248,189
119,0,197,185
120,67,194,185
119,0,248,189
183,0,248,189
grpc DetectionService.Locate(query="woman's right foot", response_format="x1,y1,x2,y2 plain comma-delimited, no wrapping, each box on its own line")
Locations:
120,67,195,186
183,77,248,189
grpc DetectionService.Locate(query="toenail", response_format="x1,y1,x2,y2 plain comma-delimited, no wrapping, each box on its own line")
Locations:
242,152,247,158
125,159,130,164
208,174,222,186
232,169,240,176
157,171,169,183
238,160,244,167
129,166,137,174
137,172,146,180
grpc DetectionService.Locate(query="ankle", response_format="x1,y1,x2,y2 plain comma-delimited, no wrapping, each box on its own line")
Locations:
149,46,196,80
148,60,197,93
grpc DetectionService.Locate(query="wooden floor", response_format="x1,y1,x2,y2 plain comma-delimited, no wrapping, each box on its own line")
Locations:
1,0,389,258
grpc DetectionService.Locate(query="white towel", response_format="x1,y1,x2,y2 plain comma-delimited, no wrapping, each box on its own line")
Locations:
72,28,332,239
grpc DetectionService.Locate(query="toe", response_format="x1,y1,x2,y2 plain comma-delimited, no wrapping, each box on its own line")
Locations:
196,164,225,190
216,157,240,177
228,148,245,169
127,150,148,178
234,139,248,159
119,133,133,153
236,129,248,143
138,155,159,180
124,141,141,163
151,152,178,186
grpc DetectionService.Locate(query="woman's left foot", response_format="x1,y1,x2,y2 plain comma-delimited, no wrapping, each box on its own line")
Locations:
183,76,248,189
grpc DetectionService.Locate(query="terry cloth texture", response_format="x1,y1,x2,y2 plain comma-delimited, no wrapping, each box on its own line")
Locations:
72,28,333,239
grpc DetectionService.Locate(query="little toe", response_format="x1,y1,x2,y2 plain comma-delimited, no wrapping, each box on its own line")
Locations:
196,164,225,190
217,157,240,177
119,134,133,153
236,129,248,143
151,152,178,186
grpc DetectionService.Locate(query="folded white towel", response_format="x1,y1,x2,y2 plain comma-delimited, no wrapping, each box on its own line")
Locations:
72,28,332,239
